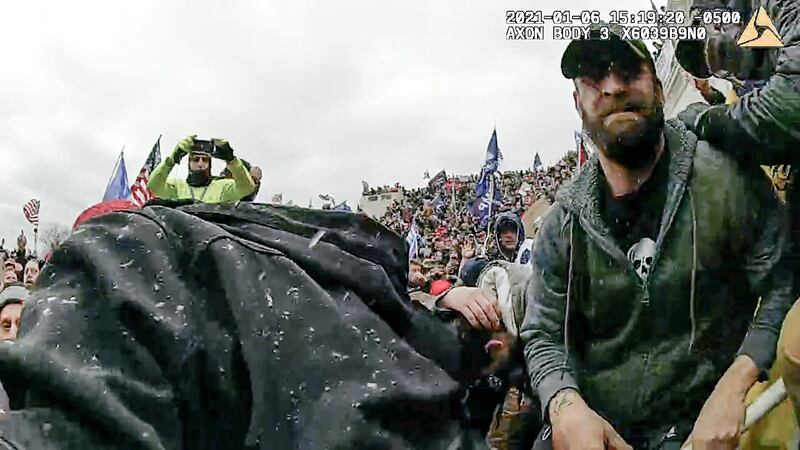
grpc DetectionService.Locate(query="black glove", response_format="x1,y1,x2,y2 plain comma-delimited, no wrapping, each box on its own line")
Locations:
677,102,710,133
211,138,235,162
172,135,195,164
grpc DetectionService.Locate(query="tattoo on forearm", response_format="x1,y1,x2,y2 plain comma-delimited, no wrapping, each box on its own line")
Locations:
551,391,575,417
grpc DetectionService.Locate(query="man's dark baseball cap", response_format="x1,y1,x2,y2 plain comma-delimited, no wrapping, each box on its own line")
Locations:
561,23,655,79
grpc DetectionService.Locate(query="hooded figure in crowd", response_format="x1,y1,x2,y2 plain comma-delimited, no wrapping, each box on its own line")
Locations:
147,135,256,204
457,212,528,288
492,212,526,263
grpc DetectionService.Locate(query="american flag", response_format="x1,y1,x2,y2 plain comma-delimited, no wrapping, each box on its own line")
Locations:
130,137,162,207
23,199,40,227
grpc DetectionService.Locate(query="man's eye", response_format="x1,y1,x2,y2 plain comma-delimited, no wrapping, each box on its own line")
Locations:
1,322,10,330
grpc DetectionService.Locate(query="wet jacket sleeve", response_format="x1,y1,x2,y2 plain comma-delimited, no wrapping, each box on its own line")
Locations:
146,156,179,199
220,158,255,202
518,206,580,419
698,1,800,164
737,168,794,376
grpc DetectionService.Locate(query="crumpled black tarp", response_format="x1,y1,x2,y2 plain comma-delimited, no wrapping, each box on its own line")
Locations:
0,203,488,449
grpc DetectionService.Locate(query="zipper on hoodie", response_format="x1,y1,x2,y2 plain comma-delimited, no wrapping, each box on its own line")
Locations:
633,283,652,411
641,286,650,305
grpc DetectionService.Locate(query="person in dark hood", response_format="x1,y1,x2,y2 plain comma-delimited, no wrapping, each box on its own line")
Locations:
147,135,255,204
492,212,525,262
521,24,791,450
442,213,527,296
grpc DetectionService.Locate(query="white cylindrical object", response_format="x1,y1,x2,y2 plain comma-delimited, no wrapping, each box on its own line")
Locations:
681,378,788,450
743,378,787,430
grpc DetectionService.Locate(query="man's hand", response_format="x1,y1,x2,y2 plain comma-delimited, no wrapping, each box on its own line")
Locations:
549,389,632,450
461,241,476,259
409,272,427,288
683,355,758,450
694,79,713,97
172,135,196,163
437,286,501,331
211,138,235,162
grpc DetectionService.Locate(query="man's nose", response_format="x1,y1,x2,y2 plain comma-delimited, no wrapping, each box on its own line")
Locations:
598,72,627,97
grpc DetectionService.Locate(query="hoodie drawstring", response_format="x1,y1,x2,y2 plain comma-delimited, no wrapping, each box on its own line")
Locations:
688,189,698,353
564,217,575,367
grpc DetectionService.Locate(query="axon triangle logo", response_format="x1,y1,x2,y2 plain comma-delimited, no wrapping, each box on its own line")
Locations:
737,6,784,48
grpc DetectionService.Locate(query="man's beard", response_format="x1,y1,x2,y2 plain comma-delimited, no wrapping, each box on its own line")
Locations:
584,100,665,169
187,170,212,187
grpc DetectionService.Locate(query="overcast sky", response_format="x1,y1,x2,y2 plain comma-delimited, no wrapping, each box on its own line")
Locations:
1,0,666,251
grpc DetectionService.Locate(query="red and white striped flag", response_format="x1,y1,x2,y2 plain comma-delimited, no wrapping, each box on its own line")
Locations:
23,199,40,227
130,137,162,207
574,131,590,169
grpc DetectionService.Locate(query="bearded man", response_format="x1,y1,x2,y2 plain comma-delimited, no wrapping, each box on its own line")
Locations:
148,135,255,204
520,26,792,450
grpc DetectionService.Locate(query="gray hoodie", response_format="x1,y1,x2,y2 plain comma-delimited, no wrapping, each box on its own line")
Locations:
520,120,792,434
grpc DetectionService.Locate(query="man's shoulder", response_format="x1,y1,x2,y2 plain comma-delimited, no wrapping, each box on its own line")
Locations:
693,138,770,186
533,202,571,247
691,137,776,207
692,138,742,174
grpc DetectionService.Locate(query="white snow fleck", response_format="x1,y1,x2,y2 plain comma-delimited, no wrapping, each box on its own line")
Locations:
308,230,326,249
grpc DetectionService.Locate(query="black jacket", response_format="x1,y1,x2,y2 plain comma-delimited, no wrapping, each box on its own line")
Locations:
688,0,800,293
0,203,486,449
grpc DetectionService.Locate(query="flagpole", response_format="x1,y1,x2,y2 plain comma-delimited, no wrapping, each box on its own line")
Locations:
450,182,456,215
33,201,39,257
484,174,495,251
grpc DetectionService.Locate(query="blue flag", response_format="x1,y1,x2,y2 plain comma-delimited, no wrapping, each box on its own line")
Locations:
103,152,131,201
483,129,502,173
472,172,502,229
405,220,422,262
428,170,447,192
432,192,448,212
477,129,502,197
472,129,504,227
533,152,543,172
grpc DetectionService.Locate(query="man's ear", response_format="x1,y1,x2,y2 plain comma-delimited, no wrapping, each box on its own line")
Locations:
573,90,582,118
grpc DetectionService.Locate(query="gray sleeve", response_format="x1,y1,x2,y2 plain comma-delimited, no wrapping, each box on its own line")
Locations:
700,2,800,164
518,206,580,420
737,168,794,376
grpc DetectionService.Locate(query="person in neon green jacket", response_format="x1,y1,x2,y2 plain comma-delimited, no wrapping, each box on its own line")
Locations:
147,135,256,204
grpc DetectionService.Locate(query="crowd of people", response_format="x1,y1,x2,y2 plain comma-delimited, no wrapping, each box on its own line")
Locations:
0,2,798,444
378,152,578,298
0,232,41,341
362,183,403,196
